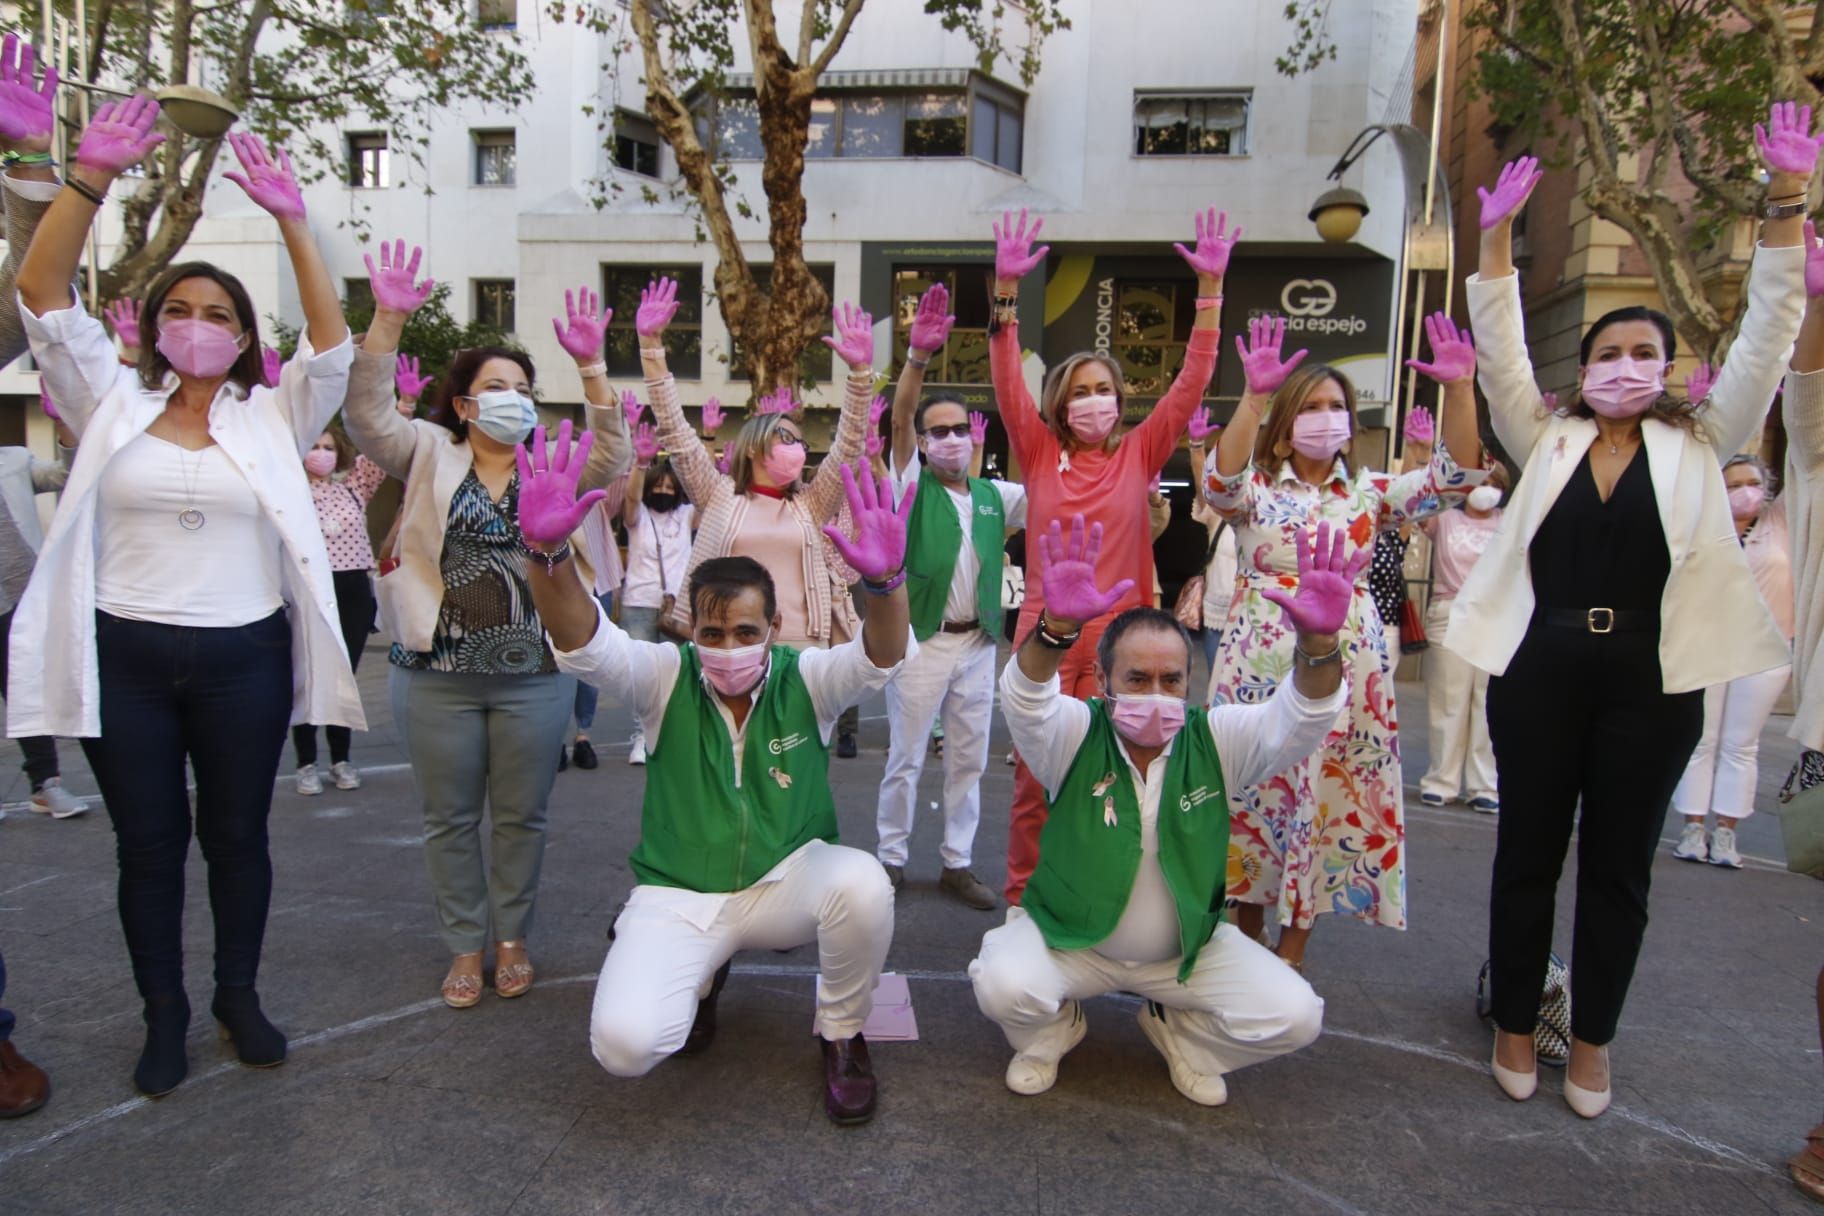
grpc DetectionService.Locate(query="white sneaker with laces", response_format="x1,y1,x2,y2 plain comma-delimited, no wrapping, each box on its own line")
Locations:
1708,826,1743,869
329,761,362,790
1003,1001,1087,1096
628,734,647,766
1671,822,1708,862
30,778,86,818
295,763,323,796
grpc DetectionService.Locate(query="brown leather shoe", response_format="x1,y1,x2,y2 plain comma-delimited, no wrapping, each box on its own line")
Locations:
0,1040,50,1117
820,1032,877,1124
676,961,731,1057
881,864,904,892
940,866,998,910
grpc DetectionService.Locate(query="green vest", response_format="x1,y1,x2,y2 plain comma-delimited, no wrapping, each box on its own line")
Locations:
904,467,1005,642
629,644,837,893
1023,701,1231,982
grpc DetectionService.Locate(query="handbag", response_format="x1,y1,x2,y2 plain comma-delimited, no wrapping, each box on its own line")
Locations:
1173,523,1228,631
1476,953,1571,1066
1399,597,1429,655
1778,754,1824,877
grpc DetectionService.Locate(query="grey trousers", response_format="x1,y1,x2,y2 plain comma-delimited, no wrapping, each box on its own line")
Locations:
390,666,575,954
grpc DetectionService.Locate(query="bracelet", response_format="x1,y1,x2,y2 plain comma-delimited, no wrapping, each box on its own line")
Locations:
906,351,931,369
575,361,607,380
523,541,573,573
65,176,107,207
1,151,54,168
1294,640,1343,668
1765,198,1809,220
860,568,908,595
1035,616,1082,649
1193,295,1224,311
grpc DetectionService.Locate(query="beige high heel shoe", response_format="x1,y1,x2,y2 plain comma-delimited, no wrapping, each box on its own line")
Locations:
495,941,534,999
1491,1029,1537,1101
1563,1044,1611,1118
442,952,484,1009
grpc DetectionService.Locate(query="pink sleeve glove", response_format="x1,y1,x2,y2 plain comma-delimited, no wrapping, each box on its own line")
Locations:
1036,515,1137,628
1403,405,1435,445
1405,312,1476,386
104,298,140,341
1477,156,1541,231
363,239,435,314
1805,220,1824,298
970,410,989,446
261,346,283,389
993,208,1049,282
1235,315,1309,396
1756,101,1824,177
396,354,434,400
632,420,660,466
1173,207,1241,279
701,397,724,433
553,286,609,361
635,277,679,338
0,34,57,150
821,300,875,371
223,131,305,221
1186,407,1218,444
1259,522,1373,637
1684,361,1719,404
908,283,955,354
821,461,916,582
74,94,164,176
515,420,609,548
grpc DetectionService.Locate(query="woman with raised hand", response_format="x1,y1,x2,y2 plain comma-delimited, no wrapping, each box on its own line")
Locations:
1458,106,1813,1118
992,206,1233,904
341,257,631,1009
11,110,359,1097
618,420,695,765
642,279,875,662
1779,221,1824,819
1204,310,1483,971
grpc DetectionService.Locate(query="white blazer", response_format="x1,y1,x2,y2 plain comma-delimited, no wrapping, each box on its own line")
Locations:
6,298,363,739
1449,242,1804,694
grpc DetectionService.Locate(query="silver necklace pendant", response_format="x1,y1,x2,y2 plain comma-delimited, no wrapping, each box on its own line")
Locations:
178,508,205,531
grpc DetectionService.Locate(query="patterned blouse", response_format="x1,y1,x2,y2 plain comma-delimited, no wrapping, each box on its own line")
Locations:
309,455,387,572
388,468,555,675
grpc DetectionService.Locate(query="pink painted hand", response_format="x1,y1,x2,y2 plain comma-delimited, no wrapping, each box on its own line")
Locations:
1235,315,1308,396
1756,101,1824,178
0,34,57,151
701,397,724,433
223,131,305,221
363,239,434,314
1037,515,1136,631
1260,522,1372,638
1477,156,1542,231
969,410,989,446
1806,220,1824,297
632,420,660,467
552,286,609,361
1540,390,1559,412
74,94,164,176
868,394,889,428
821,461,916,582
621,388,645,428
635,277,679,338
1403,405,1435,445
821,300,875,370
1685,361,1719,404
1186,407,1218,444
396,354,434,400
757,386,796,416
104,298,140,342
866,429,885,460
38,381,56,421
515,420,608,549
993,208,1049,282
908,282,955,354
716,446,734,476
1405,312,1476,385
261,346,283,388
1173,207,1242,279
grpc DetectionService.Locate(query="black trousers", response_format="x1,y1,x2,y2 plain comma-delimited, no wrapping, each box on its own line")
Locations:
292,569,374,767
1485,621,1703,1045
0,607,61,789
81,610,293,1001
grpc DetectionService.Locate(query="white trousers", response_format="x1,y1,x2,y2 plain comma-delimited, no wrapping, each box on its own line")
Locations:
968,908,1323,1078
876,629,997,868
1672,664,1792,821
588,841,894,1077
1420,597,1497,801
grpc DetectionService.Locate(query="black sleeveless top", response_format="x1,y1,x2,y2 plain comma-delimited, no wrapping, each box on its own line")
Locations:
1527,446,1670,613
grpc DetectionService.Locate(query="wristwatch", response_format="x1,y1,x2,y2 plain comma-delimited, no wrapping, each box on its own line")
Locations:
1765,197,1809,220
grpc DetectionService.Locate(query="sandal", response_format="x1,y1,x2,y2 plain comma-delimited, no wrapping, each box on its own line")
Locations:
495,940,534,999
442,952,484,1009
1790,1123,1824,1200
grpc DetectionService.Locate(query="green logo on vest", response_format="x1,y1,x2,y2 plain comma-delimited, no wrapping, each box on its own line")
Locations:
768,732,809,755
1178,786,1217,813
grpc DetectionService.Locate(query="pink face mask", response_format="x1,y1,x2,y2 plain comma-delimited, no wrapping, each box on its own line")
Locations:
1580,357,1663,419
1290,411,1352,461
156,318,245,380
698,635,771,697
924,434,972,475
1066,394,1120,444
761,440,807,486
303,449,337,477
1727,484,1766,519
1110,693,1186,749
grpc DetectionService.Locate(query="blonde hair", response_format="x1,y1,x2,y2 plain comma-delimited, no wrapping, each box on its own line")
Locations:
729,411,801,497
1253,363,1359,476
1038,352,1126,453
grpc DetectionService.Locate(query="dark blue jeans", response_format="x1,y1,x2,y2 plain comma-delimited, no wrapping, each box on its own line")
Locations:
0,948,13,1041
81,611,293,1001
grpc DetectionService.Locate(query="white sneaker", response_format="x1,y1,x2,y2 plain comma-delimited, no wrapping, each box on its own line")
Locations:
628,734,647,766
329,761,362,790
30,778,86,818
1137,1002,1229,1106
295,764,323,796
1671,822,1707,862
1707,826,1743,869
1003,1000,1087,1096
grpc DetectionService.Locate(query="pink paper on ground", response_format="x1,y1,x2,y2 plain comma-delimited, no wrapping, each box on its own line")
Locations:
811,972,918,1041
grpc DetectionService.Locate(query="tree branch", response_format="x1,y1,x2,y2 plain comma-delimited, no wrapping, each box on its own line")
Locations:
796,0,817,66
809,0,864,77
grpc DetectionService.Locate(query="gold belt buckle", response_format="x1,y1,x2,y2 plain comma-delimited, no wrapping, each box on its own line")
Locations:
1586,607,1615,635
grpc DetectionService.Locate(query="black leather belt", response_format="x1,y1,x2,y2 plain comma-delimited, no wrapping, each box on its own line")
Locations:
940,619,981,634
1541,607,1655,634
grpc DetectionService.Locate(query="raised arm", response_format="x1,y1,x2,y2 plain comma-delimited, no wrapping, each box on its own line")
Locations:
890,283,954,475
806,300,877,525
350,242,436,479
1467,156,1551,460
347,453,388,504
1784,224,1824,473
1206,316,1307,523
0,36,60,367
634,276,726,509
820,461,913,670
1405,312,1483,474
1131,208,1235,469
550,285,631,491
625,422,658,521
223,132,346,358
990,209,1053,470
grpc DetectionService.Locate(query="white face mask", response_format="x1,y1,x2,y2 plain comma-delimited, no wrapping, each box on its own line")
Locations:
465,390,536,445
1467,486,1502,512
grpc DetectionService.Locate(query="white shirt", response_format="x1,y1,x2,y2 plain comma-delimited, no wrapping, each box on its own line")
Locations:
96,433,284,626
887,456,1026,624
621,502,694,609
1191,498,1240,628
999,659,1346,963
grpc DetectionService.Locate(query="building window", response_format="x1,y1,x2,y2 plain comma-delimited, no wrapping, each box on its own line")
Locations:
892,265,994,385
603,266,701,379
1111,280,1191,396
1133,92,1250,157
476,0,515,30
612,111,660,177
347,132,388,189
473,130,516,186
729,264,836,382
474,279,516,331
344,277,376,317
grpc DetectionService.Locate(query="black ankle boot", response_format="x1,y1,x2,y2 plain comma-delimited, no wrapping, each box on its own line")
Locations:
135,992,191,1097
211,986,286,1068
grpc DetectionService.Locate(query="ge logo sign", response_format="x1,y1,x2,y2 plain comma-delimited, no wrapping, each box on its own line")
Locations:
1280,279,1338,317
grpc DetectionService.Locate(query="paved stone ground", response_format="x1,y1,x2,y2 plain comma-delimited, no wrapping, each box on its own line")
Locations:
0,641,1820,1215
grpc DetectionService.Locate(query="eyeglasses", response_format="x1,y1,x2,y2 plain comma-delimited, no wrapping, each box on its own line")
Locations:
772,433,806,448
923,423,971,440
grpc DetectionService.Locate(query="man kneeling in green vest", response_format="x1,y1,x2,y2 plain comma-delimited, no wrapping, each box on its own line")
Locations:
515,423,918,1125
971,514,1365,1106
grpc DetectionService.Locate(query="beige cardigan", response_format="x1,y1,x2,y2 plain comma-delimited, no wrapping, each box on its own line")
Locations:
342,346,630,652
1782,368,1824,751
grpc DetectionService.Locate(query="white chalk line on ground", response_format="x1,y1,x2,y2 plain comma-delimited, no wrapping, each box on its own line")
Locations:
0,963,1777,1181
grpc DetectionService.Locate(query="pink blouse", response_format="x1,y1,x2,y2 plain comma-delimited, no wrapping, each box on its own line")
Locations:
309,455,386,572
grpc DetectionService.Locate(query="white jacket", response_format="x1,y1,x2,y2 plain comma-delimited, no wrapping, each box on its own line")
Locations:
7,298,362,738
1449,243,1803,694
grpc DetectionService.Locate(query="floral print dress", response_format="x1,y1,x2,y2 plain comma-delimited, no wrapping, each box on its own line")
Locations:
1204,453,1478,930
